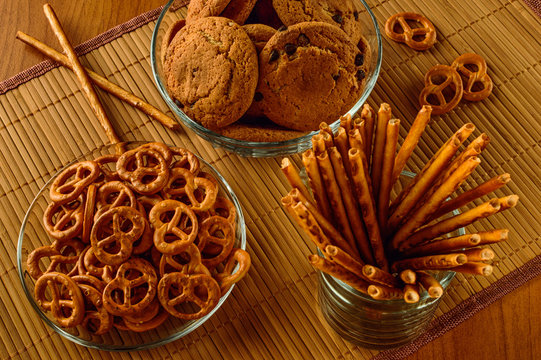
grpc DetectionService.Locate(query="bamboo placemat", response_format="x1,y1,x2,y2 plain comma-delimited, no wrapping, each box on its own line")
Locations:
0,1,540,359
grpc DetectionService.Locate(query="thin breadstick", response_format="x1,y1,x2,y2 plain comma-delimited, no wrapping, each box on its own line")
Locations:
334,127,354,185
280,158,313,204
312,134,327,155
362,264,401,288
325,245,366,277
477,229,509,244
371,103,391,197
451,262,493,276
416,271,443,298
288,201,332,251
360,104,375,165
390,156,481,250
497,195,519,212
367,284,403,300
302,149,333,220
348,128,369,176
309,254,369,294
348,148,389,272
319,122,334,137
321,131,334,149
317,151,357,253
340,113,353,133
399,269,417,284
43,4,120,144
377,119,400,229
328,148,374,263
463,247,495,261
397,197,500,251
431,173,511,220
391,105,432,185
353,117,367,155
400,234,481,258
289,188,359,258
16,31,180,130
403,283,420,303
391,253,467,272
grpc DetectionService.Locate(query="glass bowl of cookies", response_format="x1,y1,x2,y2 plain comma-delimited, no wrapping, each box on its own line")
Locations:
16,141,248,351
151,0,382,157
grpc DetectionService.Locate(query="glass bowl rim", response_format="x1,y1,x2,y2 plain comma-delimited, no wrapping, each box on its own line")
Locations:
150,0,383,156
16,141,247,351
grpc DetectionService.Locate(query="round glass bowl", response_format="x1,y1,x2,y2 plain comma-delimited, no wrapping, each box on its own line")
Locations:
150,0,382,157
17,142,246,351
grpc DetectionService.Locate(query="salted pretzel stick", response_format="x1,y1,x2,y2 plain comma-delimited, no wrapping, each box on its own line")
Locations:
362,264,401,288
431,173,511,220
463,247,495,261
388,123,476,230
478,229,509,244
497,195,519,212
353,117,367,155
348,148,389,272
397,197,500,251
391,253,467,273
302,149,333,220
328,148,374,263
416,271,443,298
319,122,334,137
312,134,327,155
286,201,332,251
377,119,400,229
348,129,369,176
391,105,432,185
390,156,481,250
325,245,366,277
289,189,359,258
309,254,369,294
43,4,120,144
399,269,417,284
451,262,493,276
317,151,357,253
400,234,481,258
16,31,179,130
280,158,312,204
340,114,353,133
371,103,391,197
321,131,334,149
360,104,375,164
403,283,420,303
367,284,403,300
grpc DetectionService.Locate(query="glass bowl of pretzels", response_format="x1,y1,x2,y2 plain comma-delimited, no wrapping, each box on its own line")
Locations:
150,0,382,157
16,141,248,351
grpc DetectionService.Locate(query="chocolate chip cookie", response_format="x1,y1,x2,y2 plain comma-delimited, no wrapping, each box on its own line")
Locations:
258,21,369,131
164,16,258,130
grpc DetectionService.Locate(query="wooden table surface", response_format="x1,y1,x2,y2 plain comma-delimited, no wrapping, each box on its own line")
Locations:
1,1,540,359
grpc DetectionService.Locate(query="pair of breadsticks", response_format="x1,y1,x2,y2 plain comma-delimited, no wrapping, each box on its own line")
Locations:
281,103,517,303
16,3,179,144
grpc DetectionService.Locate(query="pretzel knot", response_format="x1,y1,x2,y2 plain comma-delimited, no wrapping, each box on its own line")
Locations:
78,246,116,283
34,272,85,328
94,180,137,220
158,243,211,277
171,147,200,175
385,12,437,51
157,272,220,320
102,258,158,317
215,248,251,294
198,216,235,269
77,283,113,335
50,160,100,204
90,206,146,266
419,64,463,115
452,53,493,101
162,168,218,212
43,195,85,241
116,146,170,195
27,245,79,280
149,199,199,255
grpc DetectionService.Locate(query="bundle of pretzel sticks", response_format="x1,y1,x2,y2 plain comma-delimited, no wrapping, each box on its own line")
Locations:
281,103,518,303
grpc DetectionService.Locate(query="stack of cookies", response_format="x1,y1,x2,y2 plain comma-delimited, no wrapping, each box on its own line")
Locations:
162,0,371,142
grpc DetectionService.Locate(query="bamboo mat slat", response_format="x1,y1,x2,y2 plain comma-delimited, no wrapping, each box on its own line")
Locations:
0,1,540,359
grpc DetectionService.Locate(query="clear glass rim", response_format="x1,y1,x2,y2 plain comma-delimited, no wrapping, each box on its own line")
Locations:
16,142,247,351
150,0,383,156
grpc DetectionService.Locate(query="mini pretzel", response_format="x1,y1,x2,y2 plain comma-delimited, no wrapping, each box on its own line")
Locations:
419,64,463,115
49,160,100,204
72,274,106,292
34,272,85,328
94,180,137,220
123,305,169,332
158,243,211,277
94,154,120,183
385,12,437,51
116,146,169,195
149,200,199,255
78,283,113,335
123,296,161,323
90,206,146,265
214,248,251,294
138,142,173,166
451,53,493,101
198,216,235,269
131,207,154,255
136,194,163,216
162,168,218,212
43,195,84,241
79,246,116,283
27,245,79,280
171,147,200,175
157,272,220,320
102,258,158,317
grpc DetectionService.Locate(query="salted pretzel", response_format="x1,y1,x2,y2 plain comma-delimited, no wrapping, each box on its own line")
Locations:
419,64,463,115
72,274,106,292
199,196,237,224
149,199,199,255
214,248,251,294
123,305,170,332
157,272,220,320
162,168,218,212
102,258,158,317
385,12,437,51
34,272,85,328
79,246,116,283
94,181,137,220
77,283,113,335
90,206,146,265
452,53,493,101
49,160,100,204
158,243,211,277
27,245,79,279
94,154,120,184
171,147,200,175
198,216,235,268
43,195,85,241
138,142,173,166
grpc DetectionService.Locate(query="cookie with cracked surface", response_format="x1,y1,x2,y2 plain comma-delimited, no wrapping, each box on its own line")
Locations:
272,0,364,44
258,21,369,131
221,0,258,25
161,19,186,65
164,16,258,130
186,0,232,24
242,24,276,53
